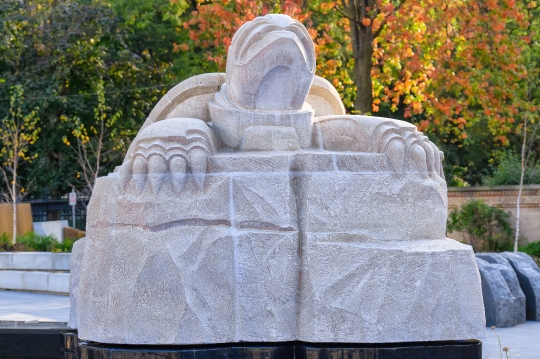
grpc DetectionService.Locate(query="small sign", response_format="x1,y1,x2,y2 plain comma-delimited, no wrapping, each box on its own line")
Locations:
69,191,77,206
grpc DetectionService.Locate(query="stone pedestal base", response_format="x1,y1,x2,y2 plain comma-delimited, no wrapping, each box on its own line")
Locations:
76,340,481,359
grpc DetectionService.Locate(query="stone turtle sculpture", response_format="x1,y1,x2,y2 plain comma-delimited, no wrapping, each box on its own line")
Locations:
70,14,486,345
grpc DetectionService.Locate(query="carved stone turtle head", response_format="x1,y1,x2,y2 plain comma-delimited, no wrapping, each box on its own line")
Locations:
225,14,315,111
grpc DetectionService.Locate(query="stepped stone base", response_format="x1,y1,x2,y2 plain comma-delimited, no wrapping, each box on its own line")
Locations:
74,227,485,343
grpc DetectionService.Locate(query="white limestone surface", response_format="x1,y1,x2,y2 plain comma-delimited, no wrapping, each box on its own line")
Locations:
75,150,485,344
298,239,484,343
68,237,86,329
73,13,486,345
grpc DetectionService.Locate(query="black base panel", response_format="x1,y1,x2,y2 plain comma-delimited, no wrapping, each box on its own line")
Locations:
77,340,482,359
0,321,71,359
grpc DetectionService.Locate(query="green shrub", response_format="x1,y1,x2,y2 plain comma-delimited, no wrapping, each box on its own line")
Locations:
447,199,514,252
521,241,540,258
0,232,76,252
0,232,12,251
52,238,75,253
17,232,57,252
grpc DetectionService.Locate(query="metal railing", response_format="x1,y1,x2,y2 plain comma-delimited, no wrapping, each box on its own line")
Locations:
28,199,88,231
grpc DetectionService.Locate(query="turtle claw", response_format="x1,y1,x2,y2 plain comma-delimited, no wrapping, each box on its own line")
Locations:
148,156,168,195
189,149,207,190
132,157,148,193
123,149,209,195
169,157,187,193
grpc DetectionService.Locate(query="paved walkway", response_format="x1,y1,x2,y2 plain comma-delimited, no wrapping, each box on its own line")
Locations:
481,321,540,359
0,290,539,357
0,290,69,322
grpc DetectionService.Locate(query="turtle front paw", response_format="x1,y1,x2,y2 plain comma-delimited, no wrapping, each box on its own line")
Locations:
314,115,445,179
378,127,444,179
118,118,218,194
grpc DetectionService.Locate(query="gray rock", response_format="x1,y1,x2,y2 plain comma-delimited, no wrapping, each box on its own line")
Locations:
500,252,540,320
68,237,87,329
476,253,526,324
475,258,519,327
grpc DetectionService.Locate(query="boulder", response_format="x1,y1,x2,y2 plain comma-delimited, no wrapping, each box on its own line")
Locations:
500,252,540,320
68,237,87,329
475,257,521,327
476,253,526,324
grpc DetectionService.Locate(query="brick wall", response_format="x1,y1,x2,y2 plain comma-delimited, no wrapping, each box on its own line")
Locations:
447,185,540,244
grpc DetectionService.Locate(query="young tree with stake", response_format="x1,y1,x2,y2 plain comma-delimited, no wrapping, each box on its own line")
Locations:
62,80,123,197
0,85,40,244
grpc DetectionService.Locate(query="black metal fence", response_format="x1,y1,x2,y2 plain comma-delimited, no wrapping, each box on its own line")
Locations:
28,199,88,230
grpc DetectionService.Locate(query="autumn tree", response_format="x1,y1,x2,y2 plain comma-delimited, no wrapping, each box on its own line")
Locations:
182,0,532,186
0,86,40,243
181,1,308,67
335,0,395,114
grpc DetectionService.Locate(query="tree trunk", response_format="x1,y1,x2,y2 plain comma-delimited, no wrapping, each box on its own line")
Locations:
12,158,17,245
514,118,527,252
351,19,373,114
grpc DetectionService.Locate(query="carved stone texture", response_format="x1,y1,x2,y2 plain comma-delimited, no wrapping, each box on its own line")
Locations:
123,73,226,162
313,116,444,179
118,118,219,194
299,239,484,342
294,171,447,241
209,92,314,150
75,150,485,344
500,252,540,320
68,237,86,329
72,13,486,345
209,14,316,151
476,253,526,325
225,14,315,111
306,76,346,117
475,257,520,328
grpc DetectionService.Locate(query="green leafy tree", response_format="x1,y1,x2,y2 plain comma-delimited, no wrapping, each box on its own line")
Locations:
0,85,40,243
105,0,193,79
0,0,169,198
483,152,540,186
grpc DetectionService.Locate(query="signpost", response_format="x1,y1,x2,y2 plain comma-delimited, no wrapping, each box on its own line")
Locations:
69,189,77,228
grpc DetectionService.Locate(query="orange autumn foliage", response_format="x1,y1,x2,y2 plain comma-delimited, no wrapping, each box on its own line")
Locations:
183,0,308,69
180,0,531,145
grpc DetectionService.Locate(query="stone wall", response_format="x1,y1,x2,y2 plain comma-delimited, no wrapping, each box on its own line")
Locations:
448,185,540,244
